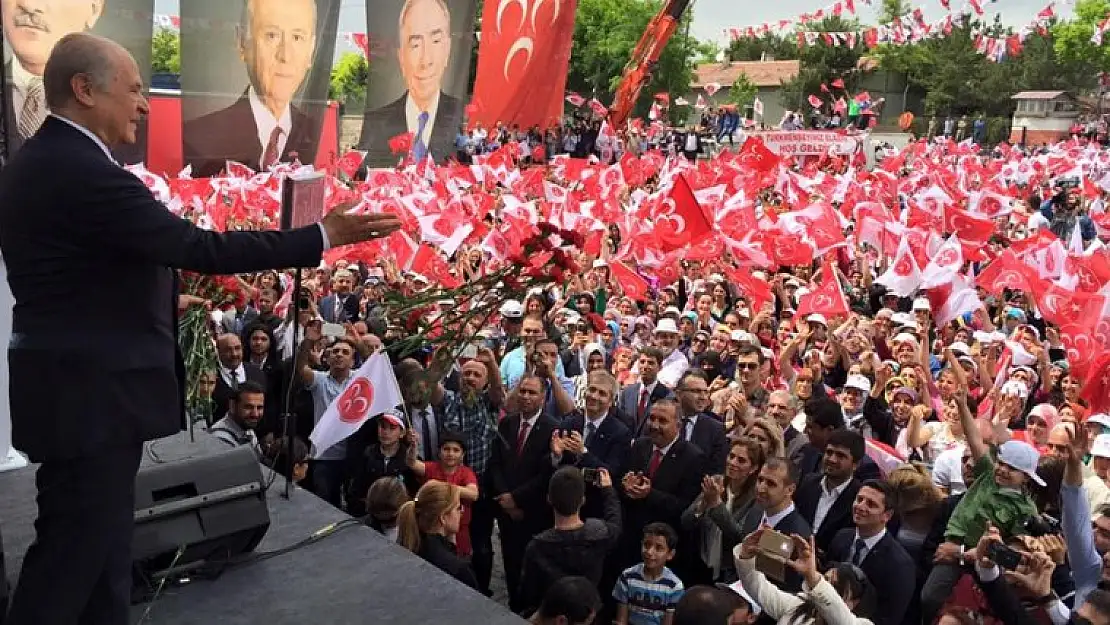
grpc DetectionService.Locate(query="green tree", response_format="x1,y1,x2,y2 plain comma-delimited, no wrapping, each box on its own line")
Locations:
780,16,866,111
878,0,910,23
150,28,180,74
1052,0,1110,89
566,0,701,119
727,73,757,108
329,52,369,107
726,33,799,62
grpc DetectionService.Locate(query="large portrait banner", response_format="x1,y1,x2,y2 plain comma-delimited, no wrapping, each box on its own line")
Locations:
357,0,478,168
179,0,340,178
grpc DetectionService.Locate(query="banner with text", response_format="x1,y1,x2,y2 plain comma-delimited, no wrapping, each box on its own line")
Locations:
750,131,862,157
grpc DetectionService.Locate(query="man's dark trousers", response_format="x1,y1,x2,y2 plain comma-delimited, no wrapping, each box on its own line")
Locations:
7,445,142,625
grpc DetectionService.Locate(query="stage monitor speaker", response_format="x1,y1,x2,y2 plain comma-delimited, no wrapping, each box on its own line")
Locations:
131,438,270,600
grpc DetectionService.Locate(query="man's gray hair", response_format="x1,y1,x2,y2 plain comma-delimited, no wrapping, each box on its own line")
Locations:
769,389,798,412
239,0,318,44
43,33,118,110
397,0,451,39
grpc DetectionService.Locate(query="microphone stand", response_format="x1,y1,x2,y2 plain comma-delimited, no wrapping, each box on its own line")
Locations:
280,266,304,500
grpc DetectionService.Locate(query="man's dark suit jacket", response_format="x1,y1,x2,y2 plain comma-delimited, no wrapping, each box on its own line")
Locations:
318,292,360,323
559,411,631,478
489,412,559,533
615,382,671,438
622,437,704,547
739,504,813,592
794,474,861,554
0,116,324,461
684,413,728,474
183,91,319,178
828,527,916,625
210,362,268,422
358,91,462,168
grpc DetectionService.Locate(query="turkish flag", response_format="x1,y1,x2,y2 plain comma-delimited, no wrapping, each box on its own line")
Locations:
471,0,578,130
610,261,650,300
1080,352,1110,414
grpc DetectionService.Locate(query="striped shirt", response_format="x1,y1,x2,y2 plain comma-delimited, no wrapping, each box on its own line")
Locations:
612,563,684,625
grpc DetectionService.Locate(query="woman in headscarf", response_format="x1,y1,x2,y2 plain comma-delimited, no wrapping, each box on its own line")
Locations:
601,320,621,363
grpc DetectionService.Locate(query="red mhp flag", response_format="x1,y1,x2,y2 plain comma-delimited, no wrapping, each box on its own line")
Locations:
944,206,995,243
610,261,650,300
588,98,609,118
565,92,585,107
349,32,369,59
796,262,849,319
831,78,845,89
723,265,774,313
975,249,1035,295
336,150,365,178
471,0,578,129
807,94,823,108
736,137,780,173
655,175,713,252
875,237,922,297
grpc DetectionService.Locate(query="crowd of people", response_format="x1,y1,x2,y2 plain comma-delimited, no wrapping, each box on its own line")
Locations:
184,124,1110,625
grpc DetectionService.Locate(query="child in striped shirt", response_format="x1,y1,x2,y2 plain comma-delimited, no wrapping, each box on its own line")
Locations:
613,522,684,625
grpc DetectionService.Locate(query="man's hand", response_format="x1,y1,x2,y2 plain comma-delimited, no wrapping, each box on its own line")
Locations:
597,468,613,489
1004,552,1056,597
975,524,1003,568
561,431,586,456
934,541,963,564
321,206,402,247
550,431,565,457
738,526,766,560
495,492,517,510
304,319,323,342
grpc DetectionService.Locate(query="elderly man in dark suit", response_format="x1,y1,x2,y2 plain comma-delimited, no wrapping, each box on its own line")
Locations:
358,0,462,168
826,480,916,625
183,0,320,177
0,33,400,625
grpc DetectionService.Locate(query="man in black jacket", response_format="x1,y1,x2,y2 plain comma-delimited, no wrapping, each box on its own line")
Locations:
0,33,400,625
794,429,863,555
675,371,729,474
518,466,621,616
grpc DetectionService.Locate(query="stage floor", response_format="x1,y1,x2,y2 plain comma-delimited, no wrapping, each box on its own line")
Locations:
0,433,523,625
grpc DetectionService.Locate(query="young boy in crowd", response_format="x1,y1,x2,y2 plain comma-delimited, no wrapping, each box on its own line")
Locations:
406,429,479,557
920,361,1041,623
613,522,684,625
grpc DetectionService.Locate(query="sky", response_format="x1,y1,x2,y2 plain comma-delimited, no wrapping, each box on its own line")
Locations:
152,0,1069,58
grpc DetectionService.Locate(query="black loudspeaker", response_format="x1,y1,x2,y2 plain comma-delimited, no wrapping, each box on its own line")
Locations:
131,433,270,600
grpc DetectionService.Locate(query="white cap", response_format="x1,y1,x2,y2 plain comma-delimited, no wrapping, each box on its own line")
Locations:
892,332,919,346
997,440,1045,486
806,313,827,326
663,306,682,317
1088,413,1110,430
655,318,680,334
723,580,762,616
891,312,914,326
592,259,608,269
845,374,872,394
949,341,971,357
912,297,931,311
378,409,407,430
1092,434,1110,459
500,300,524,319
785,277,803,287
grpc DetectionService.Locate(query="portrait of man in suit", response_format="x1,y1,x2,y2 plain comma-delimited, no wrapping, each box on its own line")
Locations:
2,0,103,144
183,0,320,177
358,0,463,167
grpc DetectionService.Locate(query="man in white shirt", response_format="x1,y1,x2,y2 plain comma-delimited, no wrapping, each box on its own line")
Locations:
652,318,690,389
795,429,864,553
184,0,320,177
3,0,103,144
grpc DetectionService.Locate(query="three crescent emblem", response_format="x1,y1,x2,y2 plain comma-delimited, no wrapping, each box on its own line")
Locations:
497,0,561,81
504,38,534,81
496,0,527,34
337,378,375,424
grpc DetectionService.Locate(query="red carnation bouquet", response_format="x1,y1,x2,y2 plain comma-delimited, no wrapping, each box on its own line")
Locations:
178,272,253,420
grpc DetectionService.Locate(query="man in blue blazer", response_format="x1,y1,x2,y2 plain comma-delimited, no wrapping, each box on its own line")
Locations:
0,34,401,625
615,347,672,437
556,371,631,477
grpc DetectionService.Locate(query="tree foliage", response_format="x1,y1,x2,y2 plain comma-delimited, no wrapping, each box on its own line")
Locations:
151,28,180,74
727,33,799,62
329,52,370,106
780,16,866,111
566,0,700,119
1052,0,1110,86
727,74,757,108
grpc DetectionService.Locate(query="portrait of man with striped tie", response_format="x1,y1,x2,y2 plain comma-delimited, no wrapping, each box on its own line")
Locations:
357,0,464,169
182,0,323,178
3,0,104,146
